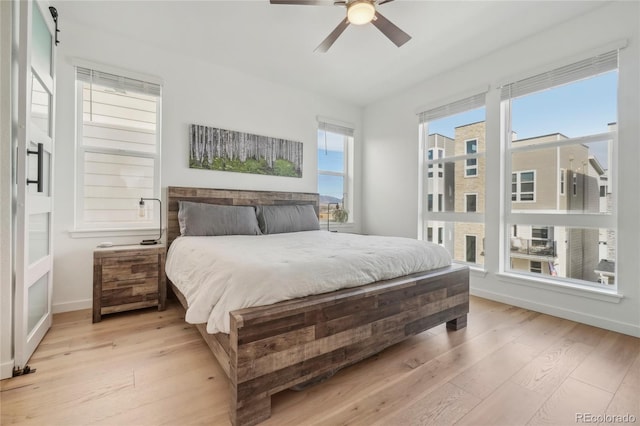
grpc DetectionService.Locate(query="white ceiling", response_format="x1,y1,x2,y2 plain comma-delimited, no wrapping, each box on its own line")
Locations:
58,0,608,106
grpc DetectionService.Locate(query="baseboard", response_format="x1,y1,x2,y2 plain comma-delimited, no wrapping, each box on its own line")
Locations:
470,287,640,338
52,299,92,314
1,359,14,380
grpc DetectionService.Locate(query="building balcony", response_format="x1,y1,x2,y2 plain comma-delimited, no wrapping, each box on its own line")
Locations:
510,237,556,257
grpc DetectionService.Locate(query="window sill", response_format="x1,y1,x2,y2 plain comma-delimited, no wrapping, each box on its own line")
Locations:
497,272,623,303
322,222,359,233
69,227,164,239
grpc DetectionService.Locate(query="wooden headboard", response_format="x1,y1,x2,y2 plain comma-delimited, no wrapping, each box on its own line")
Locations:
167,187,320,247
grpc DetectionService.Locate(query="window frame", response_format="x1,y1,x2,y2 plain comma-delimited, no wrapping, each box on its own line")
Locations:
501,51,618,290
465,235,477,263
464,139,478,177
418,92,486,269
317,120,355,225
511,170,536,202
74,64,162,232
465,193,478,213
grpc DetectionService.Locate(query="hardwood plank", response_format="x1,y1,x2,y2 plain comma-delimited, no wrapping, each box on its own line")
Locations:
528,377,613,426
604,351,640,420
455,380,547,426
570,331,640,393
450,341,539,399
372,382,480,426
511,338,593,396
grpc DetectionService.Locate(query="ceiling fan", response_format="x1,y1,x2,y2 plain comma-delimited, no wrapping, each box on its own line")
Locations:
270,0,411,53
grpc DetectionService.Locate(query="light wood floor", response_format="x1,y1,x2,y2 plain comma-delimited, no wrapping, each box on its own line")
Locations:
1,296,638,426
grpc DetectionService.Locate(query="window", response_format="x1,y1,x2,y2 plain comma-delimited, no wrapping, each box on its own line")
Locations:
530,261,542,274
427,228,433,242
502,50,618,288
599,185,607,197
465,194,477,212
427,148,444,178
465,235,476,263
318,120,354,224
512,171,535,202
465,139,478,177
419,92,486,266
75,65,161,230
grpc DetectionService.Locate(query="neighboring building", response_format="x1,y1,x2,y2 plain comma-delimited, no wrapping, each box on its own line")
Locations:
427,121,615,284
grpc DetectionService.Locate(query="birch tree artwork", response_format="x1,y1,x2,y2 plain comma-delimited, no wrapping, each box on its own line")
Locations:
189,124,303,178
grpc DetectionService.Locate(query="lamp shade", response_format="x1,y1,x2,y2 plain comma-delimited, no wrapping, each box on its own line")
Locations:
347,1,375,25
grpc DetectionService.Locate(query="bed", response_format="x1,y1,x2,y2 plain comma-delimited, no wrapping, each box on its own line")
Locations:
165,186,469,426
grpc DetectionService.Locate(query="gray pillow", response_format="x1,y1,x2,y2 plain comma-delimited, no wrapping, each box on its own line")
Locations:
178,201,262,236
256,204,320,234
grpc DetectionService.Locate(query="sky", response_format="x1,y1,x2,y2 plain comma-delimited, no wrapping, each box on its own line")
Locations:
428,70,617,168
318,70,617,198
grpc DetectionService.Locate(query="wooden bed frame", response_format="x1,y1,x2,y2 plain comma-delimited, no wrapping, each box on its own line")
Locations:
166,186,469,426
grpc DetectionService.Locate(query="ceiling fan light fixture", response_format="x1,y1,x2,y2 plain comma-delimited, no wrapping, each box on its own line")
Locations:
347,0,375,25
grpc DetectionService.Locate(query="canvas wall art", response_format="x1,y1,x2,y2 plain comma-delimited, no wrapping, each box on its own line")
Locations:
189,124,303,178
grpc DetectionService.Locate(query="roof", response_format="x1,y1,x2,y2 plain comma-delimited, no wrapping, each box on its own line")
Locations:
595,259,615,273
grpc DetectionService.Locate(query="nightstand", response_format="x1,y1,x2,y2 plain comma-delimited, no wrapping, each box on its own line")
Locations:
93,244,167,323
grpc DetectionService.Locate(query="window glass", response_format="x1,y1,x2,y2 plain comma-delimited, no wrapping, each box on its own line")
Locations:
504,57,617,289
318,125,353,224
76,67,160,230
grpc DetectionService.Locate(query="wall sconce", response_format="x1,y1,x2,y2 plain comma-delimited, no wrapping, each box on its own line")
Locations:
139,197,162,245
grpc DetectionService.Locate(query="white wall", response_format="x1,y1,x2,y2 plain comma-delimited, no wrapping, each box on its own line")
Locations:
52,17,362,312
362,2,640,336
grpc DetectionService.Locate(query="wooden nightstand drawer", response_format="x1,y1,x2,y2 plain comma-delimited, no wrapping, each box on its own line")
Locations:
102,259,159,283
93,244,166,322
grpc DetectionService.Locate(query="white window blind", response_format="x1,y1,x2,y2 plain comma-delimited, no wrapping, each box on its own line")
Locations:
500,50,618,100
418,93,486,124
75,65,161,230
318,121,354,137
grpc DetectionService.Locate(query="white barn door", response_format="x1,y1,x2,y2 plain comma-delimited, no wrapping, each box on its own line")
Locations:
14,0,56,372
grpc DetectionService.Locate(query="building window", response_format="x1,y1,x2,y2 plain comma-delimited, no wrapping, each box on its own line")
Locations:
512,171,535,202
465,235,476,263
465,139,478,177
530,261,542,274
318,120,354,224
502,50,617,288
427,228,433,242
419,92,486,267
600,185,607,197
465,194,477,212
75,65,161,230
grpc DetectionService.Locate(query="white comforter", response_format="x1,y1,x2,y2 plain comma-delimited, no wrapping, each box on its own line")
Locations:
165,230,451,334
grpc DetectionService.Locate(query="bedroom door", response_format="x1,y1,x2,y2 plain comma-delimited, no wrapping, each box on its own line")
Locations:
14,0,57,373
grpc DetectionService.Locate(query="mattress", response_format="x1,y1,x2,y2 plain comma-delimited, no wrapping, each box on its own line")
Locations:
165,230,451,334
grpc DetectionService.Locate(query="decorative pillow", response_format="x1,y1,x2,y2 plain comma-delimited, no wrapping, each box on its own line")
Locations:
256,204,320,234
178,201,262,236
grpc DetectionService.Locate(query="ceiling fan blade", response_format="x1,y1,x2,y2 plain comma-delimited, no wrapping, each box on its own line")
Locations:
315,18,350,53
270,0,335,5
377,0,395,4
371,11,411,47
